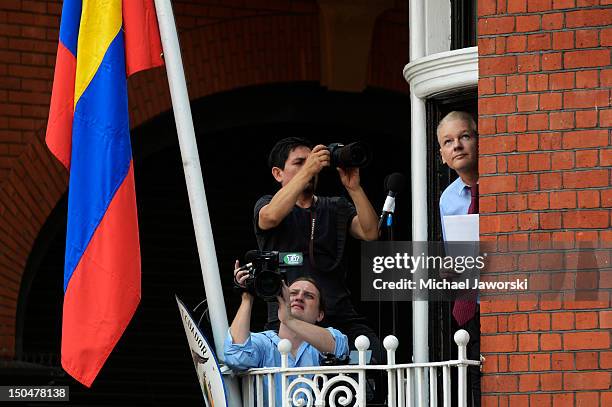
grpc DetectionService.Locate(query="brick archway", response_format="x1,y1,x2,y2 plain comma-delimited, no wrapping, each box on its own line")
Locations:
1,2,409,359
127,13,323,129
16,83,412,400
1,11,323,359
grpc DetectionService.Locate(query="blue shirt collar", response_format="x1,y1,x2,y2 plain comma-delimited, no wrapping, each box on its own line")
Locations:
455,177,479,195
262,331,311,365
455,177,469,195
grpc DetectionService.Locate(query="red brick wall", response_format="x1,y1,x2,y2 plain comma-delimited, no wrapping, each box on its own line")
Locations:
478,0,611,406
0,0,67,359
0,0,408,358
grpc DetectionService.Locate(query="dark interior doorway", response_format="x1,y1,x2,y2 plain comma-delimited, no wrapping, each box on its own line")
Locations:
427,90,478,407
16,83,412,405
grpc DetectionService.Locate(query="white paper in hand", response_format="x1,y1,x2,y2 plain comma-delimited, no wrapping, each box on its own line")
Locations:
443,214,479,241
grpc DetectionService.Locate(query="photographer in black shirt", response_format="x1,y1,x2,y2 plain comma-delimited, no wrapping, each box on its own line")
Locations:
253,137,383,364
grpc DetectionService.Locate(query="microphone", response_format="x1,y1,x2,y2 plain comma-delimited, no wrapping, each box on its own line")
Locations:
381,172,406,215
244,250,259,264
237,249,260,271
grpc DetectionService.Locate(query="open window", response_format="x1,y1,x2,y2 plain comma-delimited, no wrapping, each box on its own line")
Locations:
451,0,478,50
427,90,477,405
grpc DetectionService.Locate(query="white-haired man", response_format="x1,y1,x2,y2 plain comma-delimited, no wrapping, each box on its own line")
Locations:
437,111,481,407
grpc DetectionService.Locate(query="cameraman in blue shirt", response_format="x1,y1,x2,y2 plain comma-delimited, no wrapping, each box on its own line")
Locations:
224,263,348,403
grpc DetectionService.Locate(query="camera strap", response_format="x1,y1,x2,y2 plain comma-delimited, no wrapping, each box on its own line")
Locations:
309,208,316,269
308,197,349,273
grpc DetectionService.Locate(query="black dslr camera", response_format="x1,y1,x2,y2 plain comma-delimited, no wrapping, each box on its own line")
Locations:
242,251,303,301
327,142,372,168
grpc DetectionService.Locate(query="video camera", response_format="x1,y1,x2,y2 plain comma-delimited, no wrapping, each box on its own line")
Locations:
241,250,304,301
327,142,372,168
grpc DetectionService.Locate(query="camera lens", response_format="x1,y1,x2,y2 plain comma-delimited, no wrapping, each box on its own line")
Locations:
328,142,372,168
255,270,283,300
345,143,368,166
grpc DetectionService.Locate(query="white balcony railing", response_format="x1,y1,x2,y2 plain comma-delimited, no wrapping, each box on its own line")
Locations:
236,329,480,407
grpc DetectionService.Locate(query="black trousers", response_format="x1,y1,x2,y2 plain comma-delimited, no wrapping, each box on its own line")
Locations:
326,316,386,404
461,308,481,407
325,316,384,364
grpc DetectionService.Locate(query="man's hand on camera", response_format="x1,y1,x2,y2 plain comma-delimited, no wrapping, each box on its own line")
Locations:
277,281,294,324
233,260,254,301
233,260,249,287
338,167,361,191
302,144,330,177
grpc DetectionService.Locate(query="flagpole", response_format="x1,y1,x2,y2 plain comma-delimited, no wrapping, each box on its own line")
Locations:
152,1,241,405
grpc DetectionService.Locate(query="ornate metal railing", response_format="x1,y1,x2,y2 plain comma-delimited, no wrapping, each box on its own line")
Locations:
237,329,480,407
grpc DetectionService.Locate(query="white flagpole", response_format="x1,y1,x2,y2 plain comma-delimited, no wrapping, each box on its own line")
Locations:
153,1,241,405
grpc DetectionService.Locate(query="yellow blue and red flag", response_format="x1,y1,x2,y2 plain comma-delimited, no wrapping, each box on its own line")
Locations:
46,0,163,387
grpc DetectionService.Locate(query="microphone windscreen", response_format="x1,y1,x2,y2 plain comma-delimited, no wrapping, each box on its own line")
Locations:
385,172,406,193
244,250,260,263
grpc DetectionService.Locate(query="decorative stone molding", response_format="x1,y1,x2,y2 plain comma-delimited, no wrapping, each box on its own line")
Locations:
403,46,478,99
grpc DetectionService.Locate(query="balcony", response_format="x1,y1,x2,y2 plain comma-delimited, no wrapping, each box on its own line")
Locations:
233,329,480,407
